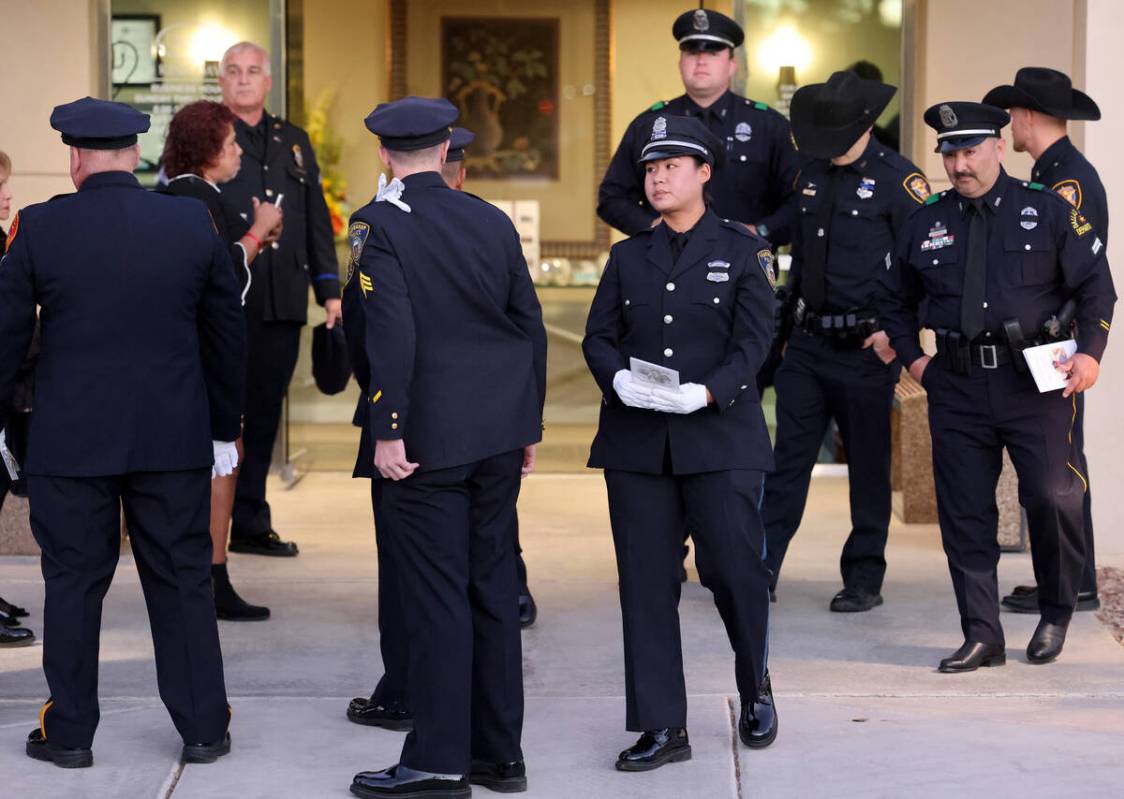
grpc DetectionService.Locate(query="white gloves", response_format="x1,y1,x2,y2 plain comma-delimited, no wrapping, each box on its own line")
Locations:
0,429,18,481
613,371,709,414
650,383,709,415
613,370,654,408
212,440,239,479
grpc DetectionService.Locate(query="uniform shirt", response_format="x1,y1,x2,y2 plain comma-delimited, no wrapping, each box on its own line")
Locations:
879,169,1116,368
0,171,246,476
345,172,547,475
790,137,930,311
598,91,800,244
583,209,775,475
220,111,339,323
1032,135,1109,245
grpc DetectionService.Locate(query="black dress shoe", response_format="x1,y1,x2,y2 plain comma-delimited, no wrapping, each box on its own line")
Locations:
182,732,231,763
1002,586,1100,614
938,641,1006,673
0,595,29,618
212,563,271,621
229,530,299,557
1,625,35,647
615,727,691,772
347,694,414,731
739,671,778,748
769,587,776,604
829,588,884,613
351,765,470,798
518,592,537,629
469,759,527,793
1027,620,1068,665
25,728,92,768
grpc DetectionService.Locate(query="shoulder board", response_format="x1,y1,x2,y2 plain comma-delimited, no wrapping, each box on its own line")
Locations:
719,217,754,237
1027,181,1045,191
47,192,75,203
753,101,769,111
649,100,667,112
924,191,944,206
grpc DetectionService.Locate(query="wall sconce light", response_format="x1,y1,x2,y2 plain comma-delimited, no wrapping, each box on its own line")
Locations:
188,23,239,68
756,24,813,76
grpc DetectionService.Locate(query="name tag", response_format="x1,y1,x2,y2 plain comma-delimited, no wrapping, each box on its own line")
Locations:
707,271,730,282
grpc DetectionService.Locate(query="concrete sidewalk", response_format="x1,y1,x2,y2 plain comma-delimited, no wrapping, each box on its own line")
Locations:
2,474,1122,798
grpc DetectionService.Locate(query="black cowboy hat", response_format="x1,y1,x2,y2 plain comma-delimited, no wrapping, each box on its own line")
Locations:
790,71,896,159
982,67,1100,121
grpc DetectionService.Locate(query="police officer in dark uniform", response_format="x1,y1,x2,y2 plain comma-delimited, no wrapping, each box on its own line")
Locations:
878,102,1115,672
597,8,800,245
762,71,931,611
0,97,245,766
982,67,1107,615
584,115,778,771
218,41,341,556
346,98,546,799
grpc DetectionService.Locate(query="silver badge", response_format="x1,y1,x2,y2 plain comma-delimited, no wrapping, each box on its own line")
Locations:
1020,206,1039,230
734,122,752,142
693,9,709,31
939,104,958,129
707,271,730,283
707,260,731,270
651,116,668,141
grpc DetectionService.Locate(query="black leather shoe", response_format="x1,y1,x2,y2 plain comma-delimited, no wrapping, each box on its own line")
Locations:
182,732,231,763
829,588,884,613
518,592,537,629
469,760,527,793
0,596,29,618
229,530,299,557
347,694,414,731
212,564,271,621
938,641,1006,673
739,672,778,748
615,728,691,772
1027,620,1068,665
1,625,35,647
25,728,92,768
1002,586,1100,614
769,587,776,603
351,765,470,798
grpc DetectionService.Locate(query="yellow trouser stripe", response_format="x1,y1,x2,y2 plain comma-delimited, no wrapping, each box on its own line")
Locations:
39,700,53,739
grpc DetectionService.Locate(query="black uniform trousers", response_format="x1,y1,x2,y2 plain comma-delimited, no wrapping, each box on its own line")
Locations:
232,313,303,537
923,361,1085,645
27,470,228,749
369,479,409,708
605,467,770,732
380,449,525,775
763,330,898,593
1072,394,1097,593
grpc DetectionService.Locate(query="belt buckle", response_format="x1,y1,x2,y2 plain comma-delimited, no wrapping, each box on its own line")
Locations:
979,344,999,369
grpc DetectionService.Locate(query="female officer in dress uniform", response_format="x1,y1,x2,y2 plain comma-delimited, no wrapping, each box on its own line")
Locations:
583,115,779,772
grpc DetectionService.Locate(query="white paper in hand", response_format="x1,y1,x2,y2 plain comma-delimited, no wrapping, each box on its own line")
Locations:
629,357,680,390
1022,339,1078,393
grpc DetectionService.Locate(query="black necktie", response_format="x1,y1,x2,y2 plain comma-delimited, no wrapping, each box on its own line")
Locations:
669,230,690,264
801,168,843,311
961,199,989,340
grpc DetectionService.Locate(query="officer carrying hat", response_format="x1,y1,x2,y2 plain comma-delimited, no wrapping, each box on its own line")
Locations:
878,98,1115,673
0,96,245,766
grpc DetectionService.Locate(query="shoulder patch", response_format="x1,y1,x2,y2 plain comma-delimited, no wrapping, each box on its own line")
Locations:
1052,178,1083,210
1027,181,1045,191
757,248,777,288
649,100,667,112
902,172,931,204
4,212,18,254
346,221,371,285
1070,208,1093,237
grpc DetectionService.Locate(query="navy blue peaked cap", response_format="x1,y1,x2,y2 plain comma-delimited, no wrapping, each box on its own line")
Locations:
365,96,458,151
638,114,726,170
446,127,475,162
924,101,1010,153
50,96,150,149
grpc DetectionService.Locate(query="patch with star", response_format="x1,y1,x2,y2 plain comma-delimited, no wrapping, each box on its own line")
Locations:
1070,208,1093,237
902,172,931,204
346,221,370,284
757,248,776,288
1052,179,1082,210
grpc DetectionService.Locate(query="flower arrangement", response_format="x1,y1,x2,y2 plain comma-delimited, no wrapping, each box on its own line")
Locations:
306,87,350,242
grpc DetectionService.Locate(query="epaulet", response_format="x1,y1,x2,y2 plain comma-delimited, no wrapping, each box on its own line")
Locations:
924,191,946,206
47,192,75,202
1026,181,1046,191
719,217,754,237
742,98,770,111
648,100,668,112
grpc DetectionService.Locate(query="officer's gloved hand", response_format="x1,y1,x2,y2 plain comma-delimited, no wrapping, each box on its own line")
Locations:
0,429,19,481
613,369,656,409
649,383,709,415
212,440,239,479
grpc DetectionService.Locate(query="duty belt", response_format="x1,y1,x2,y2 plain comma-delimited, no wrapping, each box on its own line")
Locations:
793,298,880,343
935,330,1022,375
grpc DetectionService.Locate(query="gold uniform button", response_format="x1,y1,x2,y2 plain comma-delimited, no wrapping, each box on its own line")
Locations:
391,412,399,419
391,423,399,430
265,188,275,197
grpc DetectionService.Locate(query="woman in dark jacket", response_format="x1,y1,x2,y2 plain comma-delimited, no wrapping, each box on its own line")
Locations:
0,148,37,647
160,101,282,621
582,116,779,770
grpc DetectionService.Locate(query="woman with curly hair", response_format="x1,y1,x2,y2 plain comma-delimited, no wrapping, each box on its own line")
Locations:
160,100,282,621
